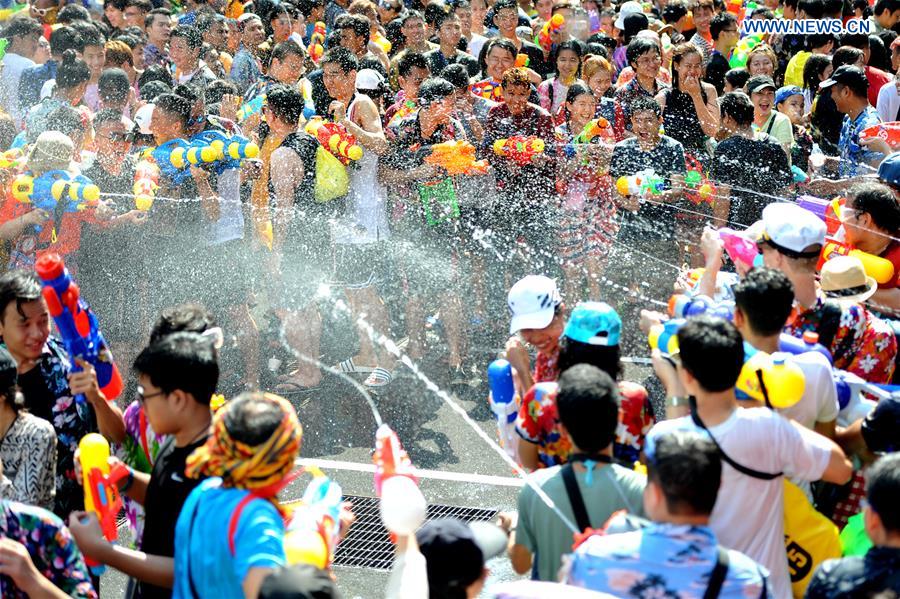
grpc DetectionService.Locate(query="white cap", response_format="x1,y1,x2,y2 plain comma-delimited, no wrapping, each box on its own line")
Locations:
756,202,826,255
356,68,385,91
508,275,562,334
134,103,155,135
614,1,643,30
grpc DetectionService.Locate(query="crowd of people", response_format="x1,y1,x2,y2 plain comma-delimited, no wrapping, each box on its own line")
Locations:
0,0,899,596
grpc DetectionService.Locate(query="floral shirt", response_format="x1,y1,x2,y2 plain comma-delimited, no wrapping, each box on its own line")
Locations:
838,106,882,178
785,295,897,384
116,400,167,546
516,380,655,468
0,499,96,598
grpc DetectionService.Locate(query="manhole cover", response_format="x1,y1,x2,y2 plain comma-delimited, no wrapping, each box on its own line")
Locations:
334,495,498,570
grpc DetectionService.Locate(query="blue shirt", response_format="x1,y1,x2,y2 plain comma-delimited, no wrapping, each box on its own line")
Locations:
566,522,770,598
18,59,57,116
838,106,882,178
230,46,261,95
173,478,286,598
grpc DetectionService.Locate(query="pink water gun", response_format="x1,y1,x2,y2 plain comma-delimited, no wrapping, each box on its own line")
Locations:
719,227,762,269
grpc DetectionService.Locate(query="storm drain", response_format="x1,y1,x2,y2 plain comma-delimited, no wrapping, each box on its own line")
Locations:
333,495,498,570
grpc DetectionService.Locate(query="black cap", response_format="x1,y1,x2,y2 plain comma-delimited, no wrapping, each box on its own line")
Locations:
257,565,341,599
861,394,900,453
623,12,649,37
416,518,499,591
819,65,869,91
745,74,777,95
0,346,17,390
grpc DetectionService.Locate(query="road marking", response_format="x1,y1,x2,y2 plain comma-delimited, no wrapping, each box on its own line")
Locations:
296,458,525,488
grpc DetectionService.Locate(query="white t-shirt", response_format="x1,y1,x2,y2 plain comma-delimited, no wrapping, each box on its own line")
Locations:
779,351,839,431
877,80,900,125
0,53,35,123
646,407,832,599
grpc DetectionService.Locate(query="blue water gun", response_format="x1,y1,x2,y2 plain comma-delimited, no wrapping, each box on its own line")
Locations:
34,254,124,407
11,171,100,232
237,94,264,122
141,138,221,183
190,130,260,174
488,359,519,460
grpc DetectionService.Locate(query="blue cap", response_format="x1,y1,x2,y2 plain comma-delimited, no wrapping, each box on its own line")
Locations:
775,85,802,106
563,302,621,347
878,152,900,188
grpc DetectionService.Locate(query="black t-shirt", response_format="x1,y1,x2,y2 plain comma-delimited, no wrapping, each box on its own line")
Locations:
17,366,56,423
705,51,730,96
138,435,207,599
710,134,792,227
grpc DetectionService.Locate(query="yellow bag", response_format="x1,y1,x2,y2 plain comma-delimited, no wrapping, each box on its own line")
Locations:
783,480,842,598
314,146,348,204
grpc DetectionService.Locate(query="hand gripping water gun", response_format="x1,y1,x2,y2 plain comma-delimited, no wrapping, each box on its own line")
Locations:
729,34,763,69
492,136,545,167
237,94,265,122
615,171,664,197
817,238,895,285
305,117,363,165
719,227,764,269
859,121,900,148
487,359,519,461
308,21,326,64
133,160,160,211
35,254,124,406
737,348,805,408
684,169,716,204
563,117,611,157
648,318,684,354
537,14,564,52
12,171,100,232
77,433,130,575
796,195,844,236
0,147,24,168
141,138,196,183
284,466,343,569
668,294,735,320
425,140,488,176
191,129,260,172
373,424,427,537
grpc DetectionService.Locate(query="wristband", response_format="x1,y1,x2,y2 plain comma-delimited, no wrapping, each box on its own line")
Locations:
119,468,135,493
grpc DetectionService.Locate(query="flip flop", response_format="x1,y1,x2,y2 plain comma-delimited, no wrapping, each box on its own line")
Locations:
274,379,322,395
337,358,375,374
364,367,394,388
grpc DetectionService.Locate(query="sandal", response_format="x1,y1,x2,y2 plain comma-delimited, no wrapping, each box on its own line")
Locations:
364,367,394,388
337,358,375,374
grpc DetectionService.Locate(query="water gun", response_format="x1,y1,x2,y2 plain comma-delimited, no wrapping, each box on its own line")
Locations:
284,466,343,569
12,171,100,233
487,359,519,461
668,294,735,320
237,94,264,122
684,169,716,204
777,330,833,364
615,171,664,197
305,117,363,165
563,118,611,157
0,147,24,168
859,121,900,148
719,227,764,269
726,0,745,22
515,53,530,68
190,129,260,173
372,30,392,54
648,318,684,354
493,136,545,167
729,34,763,69
373,424,426,537
817,238,894,285
77,434,130,575
537,14,564,52
141,138,195,183
470,79,502,101
737,348,805,408
425,140,488,176
796,195,843,236
35,253,124,406
133,160,160,211
308,21,326,64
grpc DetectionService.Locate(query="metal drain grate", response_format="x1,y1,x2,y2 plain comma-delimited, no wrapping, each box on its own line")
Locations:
333,495,498,570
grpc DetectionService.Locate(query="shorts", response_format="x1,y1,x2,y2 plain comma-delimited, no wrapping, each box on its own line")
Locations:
330,242,392,290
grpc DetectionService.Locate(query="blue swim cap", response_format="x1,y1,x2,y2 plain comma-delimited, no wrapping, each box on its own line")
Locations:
563,302,621,347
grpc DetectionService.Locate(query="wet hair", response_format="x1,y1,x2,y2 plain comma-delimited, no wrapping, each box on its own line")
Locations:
321,47,359,73
296,0,325,18
439,62,470,89
154,93,192,129
149,303,216,343
479,37,516,78
677,317,745,392
648,431,722,516
832,45,865,69
746,43,777,70
563,81,593,106
434,6,457,31
866,453,900,532
267,83,304,124
133,332,219,405
418,77,455,106
869,34,892,72
205,78,239,105
99,68,131,104
271,39,306,62
802,53,832,92
57,49,91,90
398,50,429,78
49,25,85,57
105,39,134,67
554,40,583,76
2,17,43,40
138,64,174,89
139,79,172,102
847,182,900,233
798,0,826,16
710,12,737,40
555,364,620,454
582,55,612,82
145,7,171,30
0,270,42,324
223,392,284,445
196,12,225,35
93,107,128,128
630,95,661,118
733,267,795,336
335,13,370,39
626,37,661,69
724,67,750,90
47,105,84,137
424,1,447,27
671,42,702,90
806,32,836,51
557,336,621,380
720,90,755,126
171,24,203,51
584,42,609,60
501,66,530,89
58,3,91,24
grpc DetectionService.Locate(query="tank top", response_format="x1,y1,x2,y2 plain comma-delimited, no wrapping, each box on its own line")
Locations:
333,94,390,245
662,86,708,155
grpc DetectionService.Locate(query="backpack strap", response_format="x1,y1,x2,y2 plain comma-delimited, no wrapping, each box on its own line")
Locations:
228,494,259,556
561,463,592,533
703,547,730,599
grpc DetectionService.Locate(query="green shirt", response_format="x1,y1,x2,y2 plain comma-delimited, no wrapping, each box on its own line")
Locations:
516,463,646,581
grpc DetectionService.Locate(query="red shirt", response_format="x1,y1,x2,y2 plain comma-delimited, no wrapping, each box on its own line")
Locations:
0,193,95,268
866,66,891,108
879,240,900,290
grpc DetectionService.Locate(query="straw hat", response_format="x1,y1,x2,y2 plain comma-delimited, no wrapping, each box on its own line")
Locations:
26,131,74,174
820,256,877,305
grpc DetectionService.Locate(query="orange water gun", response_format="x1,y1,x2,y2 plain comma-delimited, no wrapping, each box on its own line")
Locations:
493,136,545,167
515,53,529,68
537,14,564,52
818,238,895,285
425,140,488,176
308,21,326,64
305,117,363,164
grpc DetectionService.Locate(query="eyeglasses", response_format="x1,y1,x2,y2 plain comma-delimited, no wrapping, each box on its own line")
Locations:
137,385,166,404
636,55,661,67
100,131,133,143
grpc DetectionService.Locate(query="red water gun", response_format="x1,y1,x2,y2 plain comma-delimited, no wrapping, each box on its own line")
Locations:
78,433,130,575
492,136,546,167
537,14,564,52
308,21,326,64
305,118,363,165
859,121,900,148
373,424,426,538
